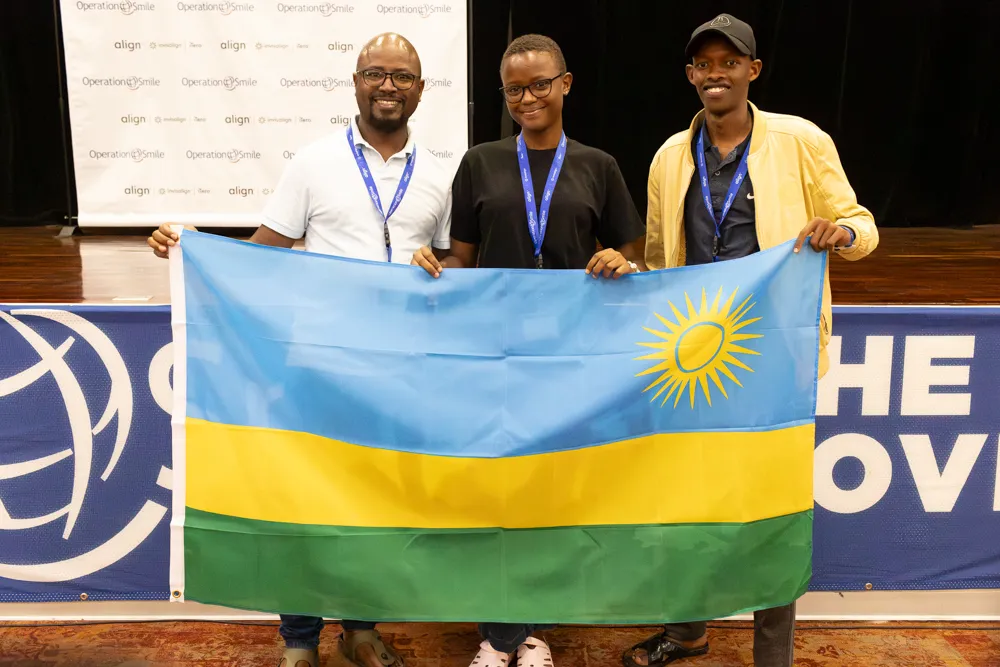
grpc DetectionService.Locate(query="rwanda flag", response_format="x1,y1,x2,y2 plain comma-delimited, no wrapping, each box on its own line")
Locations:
168,230,826,624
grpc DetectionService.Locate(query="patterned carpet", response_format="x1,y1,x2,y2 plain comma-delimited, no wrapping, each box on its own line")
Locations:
0,621,998,666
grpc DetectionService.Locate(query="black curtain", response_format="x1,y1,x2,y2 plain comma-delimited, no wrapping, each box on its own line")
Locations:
472,0,1000,229
0,0,75,227
1,1,997,228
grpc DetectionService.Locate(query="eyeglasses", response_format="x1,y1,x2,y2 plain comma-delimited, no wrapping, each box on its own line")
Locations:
500,73,565,103
357,69,418,90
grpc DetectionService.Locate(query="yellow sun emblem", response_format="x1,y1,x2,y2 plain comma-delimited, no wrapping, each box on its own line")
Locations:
636,286,763,409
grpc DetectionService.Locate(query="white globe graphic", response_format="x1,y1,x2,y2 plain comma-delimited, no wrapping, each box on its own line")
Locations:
0,309,171,583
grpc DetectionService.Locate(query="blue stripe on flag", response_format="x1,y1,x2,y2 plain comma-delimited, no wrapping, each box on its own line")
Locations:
178,232,826,458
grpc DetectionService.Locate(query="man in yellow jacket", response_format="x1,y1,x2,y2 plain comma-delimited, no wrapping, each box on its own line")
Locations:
621,13,878,667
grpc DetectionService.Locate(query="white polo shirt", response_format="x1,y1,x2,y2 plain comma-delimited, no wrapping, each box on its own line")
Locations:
261,116,453,262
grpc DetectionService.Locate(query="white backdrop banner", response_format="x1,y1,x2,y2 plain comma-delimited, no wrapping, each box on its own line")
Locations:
58,1,469,227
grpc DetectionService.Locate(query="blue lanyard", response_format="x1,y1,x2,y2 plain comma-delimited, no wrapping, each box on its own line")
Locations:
346,124,416,263
696,123,751,262
516,132,567,269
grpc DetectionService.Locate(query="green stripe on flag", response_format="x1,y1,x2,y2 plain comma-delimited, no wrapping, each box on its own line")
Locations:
183,508,812,624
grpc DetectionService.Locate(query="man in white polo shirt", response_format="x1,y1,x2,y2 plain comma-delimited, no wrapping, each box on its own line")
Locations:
148,32,450,667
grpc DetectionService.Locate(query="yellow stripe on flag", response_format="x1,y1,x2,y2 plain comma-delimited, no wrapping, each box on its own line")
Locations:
185,418,814,529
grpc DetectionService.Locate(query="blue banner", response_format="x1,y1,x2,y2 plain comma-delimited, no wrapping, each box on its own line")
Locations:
0,304,998,601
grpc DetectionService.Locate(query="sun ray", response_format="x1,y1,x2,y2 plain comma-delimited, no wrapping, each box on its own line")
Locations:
710,285,724,314
731,317,762,333
635,343,672,354
730,295,755,322
684,292,698,320
642,326,673,341
662,378,684,407
720,354,754,372
707,366,729,399
636,286,762,410
698,373,712,407
651,376,678,403
728,344,762,356
719,287,739,318
730,333,763,342
672,379,688,408
667,300,688,328
717,362,744,387
643,370,673,393
653,312,682,334
638,361,673,378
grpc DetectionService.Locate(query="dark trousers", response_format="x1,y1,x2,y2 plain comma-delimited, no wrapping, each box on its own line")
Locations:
279,615,376,650
664,602,796,667
478,623,557,654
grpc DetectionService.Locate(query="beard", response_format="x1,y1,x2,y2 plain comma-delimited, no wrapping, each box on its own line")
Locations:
367,97,408,132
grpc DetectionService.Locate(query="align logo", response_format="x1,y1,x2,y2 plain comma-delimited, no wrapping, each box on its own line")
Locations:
114,40,142,52
89,149,166,162
82,76,161,91
77,1,156,14
181,76,257,91
330,114,351,126
124,185,151,197
176,2,255,13
229,186,254,197
185,149,263,163
121,114,147,126
327,42,354,53
225,115,251,126
276,3,354,15
220,40,246,52
377,2,451,17
279,77,352,91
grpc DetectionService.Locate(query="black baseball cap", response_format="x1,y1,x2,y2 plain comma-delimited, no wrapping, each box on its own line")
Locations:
685,13,757,60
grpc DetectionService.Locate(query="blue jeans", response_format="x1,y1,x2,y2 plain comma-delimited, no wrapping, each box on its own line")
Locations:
479,623,557,654
279,615,375,650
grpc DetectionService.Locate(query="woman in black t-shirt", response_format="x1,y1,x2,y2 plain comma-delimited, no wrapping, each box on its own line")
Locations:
411,34,646,667
411,34,646,279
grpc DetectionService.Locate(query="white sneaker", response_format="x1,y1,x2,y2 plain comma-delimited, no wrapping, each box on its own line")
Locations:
469,639,513,666
516,637,554,667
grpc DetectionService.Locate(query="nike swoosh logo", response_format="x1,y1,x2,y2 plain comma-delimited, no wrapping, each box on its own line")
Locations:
747,193,755,200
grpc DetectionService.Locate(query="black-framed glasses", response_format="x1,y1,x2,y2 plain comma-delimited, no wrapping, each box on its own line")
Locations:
500,73,565,103
357,69,418,90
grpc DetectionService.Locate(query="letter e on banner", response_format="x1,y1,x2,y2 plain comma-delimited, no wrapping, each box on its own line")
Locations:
901,336,975,416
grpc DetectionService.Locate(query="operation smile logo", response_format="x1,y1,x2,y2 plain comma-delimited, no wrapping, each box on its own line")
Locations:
175,1,255,13
636,286,762,408
181,76,257,91
276,2,354,15
76,1,156,13
279,77,352,92
89,148,165,162
0,310,173,583
186,148,262,163
82,76,160,90
377,2,451,17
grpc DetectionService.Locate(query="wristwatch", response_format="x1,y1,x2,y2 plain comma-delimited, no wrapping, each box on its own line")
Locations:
627,260,640,273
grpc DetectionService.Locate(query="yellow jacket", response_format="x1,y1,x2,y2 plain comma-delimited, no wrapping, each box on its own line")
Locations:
644,101,878,379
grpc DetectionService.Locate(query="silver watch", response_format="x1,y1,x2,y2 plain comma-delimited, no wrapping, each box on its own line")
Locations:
627,260,639,273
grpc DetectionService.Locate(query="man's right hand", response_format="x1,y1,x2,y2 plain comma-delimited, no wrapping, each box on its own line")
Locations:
147,224,194,259
411,245,443,278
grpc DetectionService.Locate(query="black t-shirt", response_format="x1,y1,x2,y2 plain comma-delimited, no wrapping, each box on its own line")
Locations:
449,137,645,269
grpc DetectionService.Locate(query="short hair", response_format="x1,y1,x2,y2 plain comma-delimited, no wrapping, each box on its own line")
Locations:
502,34,566,72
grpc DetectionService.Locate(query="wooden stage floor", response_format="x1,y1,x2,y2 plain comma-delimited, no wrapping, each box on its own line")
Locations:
1,224,998,305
